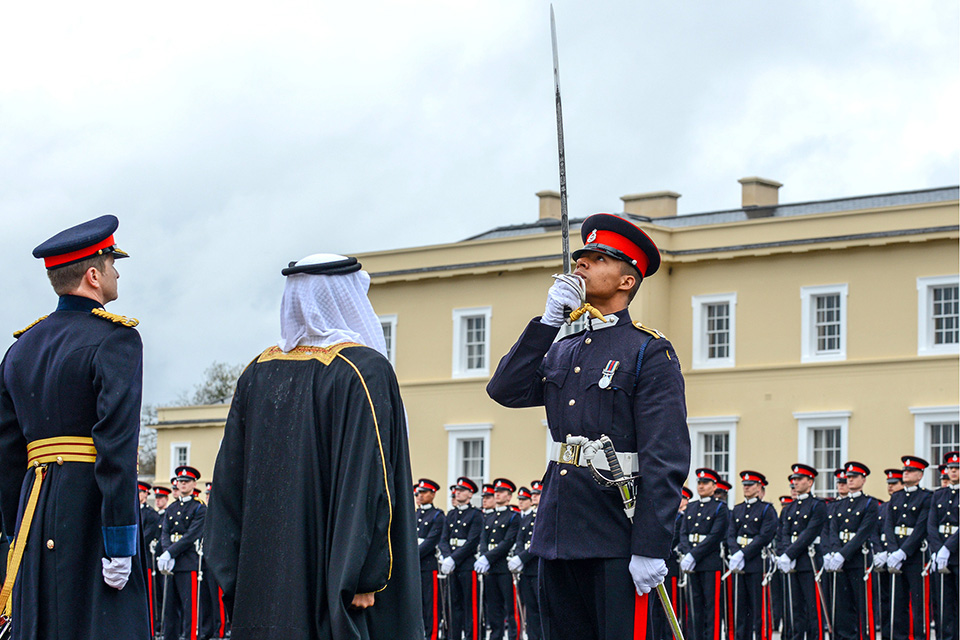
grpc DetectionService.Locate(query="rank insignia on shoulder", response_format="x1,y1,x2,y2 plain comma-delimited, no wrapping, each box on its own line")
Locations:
632,322,664,339
91,308,139,328
13,315,48,338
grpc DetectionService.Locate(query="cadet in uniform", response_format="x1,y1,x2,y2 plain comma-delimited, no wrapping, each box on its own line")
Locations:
482,483,496,516
474,478,521,640
155,485,172,515
928,451,958,640
715,479,732,504
824,462,878,640
680,468,730,640
158,465,206,640
510,486,541,640
777,464,827,640
874,469,904,640
140,480,163,636
884,456,932,640
727,471,778,640
487,213,690,640
822,469,848,639
531,480,543,507
416,478,446,640
439,477,483,640
0,215,150,640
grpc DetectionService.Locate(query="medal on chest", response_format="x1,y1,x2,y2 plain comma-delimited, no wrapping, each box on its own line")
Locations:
598,360,620,389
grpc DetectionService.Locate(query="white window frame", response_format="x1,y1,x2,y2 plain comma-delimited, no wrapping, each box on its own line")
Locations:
794,411,849,496
691,293,737,369
170,442,191,478
911,405,960,489
378,314,398,367
445,423,492,503
917,276,960,356
452,306,492,378
801,284,848,363
687,416,738,503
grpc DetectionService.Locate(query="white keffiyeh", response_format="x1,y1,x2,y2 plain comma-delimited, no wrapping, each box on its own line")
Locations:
278,254,388,356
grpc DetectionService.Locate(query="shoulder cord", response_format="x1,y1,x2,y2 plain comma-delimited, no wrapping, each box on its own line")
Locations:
632,336,654,393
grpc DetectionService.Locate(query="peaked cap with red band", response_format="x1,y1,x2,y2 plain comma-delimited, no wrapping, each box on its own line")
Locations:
834,468,847,482
417,478,441,493
137,481,152,492
844,461,870,476
493,478,516,493
944,450,959,468
939,464,948,476
153,486,172,497
531,480,543,494
573,213,661,279
790,463,817,479
517,487,533,500
901,455,929,471
33,214,130,270
739,470,767,486
884,468,903,483
481,483,495,496
455,477,479,493
716,479,732,492
175,465,201,481
779,495,793,504
695,468,721,483
681,486,693,499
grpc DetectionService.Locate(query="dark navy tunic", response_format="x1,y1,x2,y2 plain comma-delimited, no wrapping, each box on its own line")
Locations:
679,497,729,572
883,486,932,564
726,498,778,573
480,506,520,574
513,508,539,573
487,309,690,560
438,504,483,572
416,503,445,572
827,492,878,567
927,484,959,564
161,495,206,572
776,495,827,572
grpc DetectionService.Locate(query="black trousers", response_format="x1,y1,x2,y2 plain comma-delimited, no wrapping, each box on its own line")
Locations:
202,575,229,639
733,572,764,640
787,571,823,640
421,570,439,640
771,572,784,632
162,571,199,640
519,570,542,640
485,572,518,640
450,569,480,640
688,570,722,640
891,561,928,640
931,566,958,640
539,557,649,640
833,566,874,640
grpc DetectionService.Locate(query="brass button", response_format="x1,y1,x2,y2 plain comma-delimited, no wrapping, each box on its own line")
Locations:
568,399,576,406
560,469,568,476
574,367,581,373
585,338,592,344
46,539,55,550
56,456,63,465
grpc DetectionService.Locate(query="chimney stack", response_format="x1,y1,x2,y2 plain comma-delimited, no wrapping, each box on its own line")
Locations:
739,177,782,208
536,190,561,220
620,191,681,218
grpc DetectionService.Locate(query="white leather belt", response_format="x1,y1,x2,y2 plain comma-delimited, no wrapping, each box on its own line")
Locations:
790,535,821,544
839,531,854,543
737,536,753,547
449,538,466,548
417,538,425,545
170,533,183,543
894,526,914,537
688,534,704,545
488,543,499,551
550,441,639,474
939,524,957,535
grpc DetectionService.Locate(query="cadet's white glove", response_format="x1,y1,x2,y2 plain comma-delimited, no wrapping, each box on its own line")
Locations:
474,556,490,575
541,275,584,327
630,555,667,595
832,552,845,572
823,553,837,572
102,557,132,590
680,553,696,573
936,546,950,572
508,556,523,573
887,549,906,571
157,551,175,575
873,551,888,570
777,554,795,573
729,550,745,573
440,556,456,575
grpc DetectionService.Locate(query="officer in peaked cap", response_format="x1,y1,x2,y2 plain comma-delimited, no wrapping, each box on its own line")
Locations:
776,463,826,640
475,478,521,640
415,478,446,640
823,462,878,640
530,480,543,507
487,212,689,640
928,452,959,640
679,468,730,640
510,486,542,640
154,486,172,515
0,215,150,638
158,465,207,640
439,477,483,640
726,471,778,640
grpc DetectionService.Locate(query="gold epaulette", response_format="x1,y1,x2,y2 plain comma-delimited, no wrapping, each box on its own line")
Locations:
632,321,665,339
13,315,48,339
91,308,139,328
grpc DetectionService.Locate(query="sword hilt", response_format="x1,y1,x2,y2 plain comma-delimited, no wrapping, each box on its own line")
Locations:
600,436,624,478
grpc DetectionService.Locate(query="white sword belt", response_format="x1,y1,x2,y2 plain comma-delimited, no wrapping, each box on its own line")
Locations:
737,536,753,547
688,534,705,545
170,533,183,543
839,531,855,543
417,538,425,545
550,440,639,474
790,534,821,544
938,524,957,535
894,526,914,537
449,538,467,548
487,543,500,551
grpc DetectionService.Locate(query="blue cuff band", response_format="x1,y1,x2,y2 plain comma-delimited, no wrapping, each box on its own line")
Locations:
102,525,138,557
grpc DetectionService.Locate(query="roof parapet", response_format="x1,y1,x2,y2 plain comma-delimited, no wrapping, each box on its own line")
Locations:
536,190,561,220
621,191,681,218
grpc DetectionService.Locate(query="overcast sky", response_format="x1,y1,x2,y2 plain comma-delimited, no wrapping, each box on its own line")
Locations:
1,1,957,407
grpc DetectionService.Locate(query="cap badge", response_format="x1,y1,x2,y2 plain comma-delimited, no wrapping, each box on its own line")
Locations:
586,229,597,243
598,360,620,389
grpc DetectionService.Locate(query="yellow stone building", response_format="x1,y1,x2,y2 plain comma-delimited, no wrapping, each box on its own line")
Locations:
154,180,959,509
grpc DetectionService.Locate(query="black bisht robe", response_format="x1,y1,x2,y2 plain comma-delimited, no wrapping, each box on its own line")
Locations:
204,343,422,640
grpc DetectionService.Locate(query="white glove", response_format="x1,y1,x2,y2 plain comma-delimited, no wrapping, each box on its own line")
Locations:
680,553,696,573
887,549,906,571
873,551,888,570
777,554,795,573
630,555,667,595
541,275,584,327
157,550,175,575
440,556,456,575
832,552,845,572
102,557,132,590
474,555,490,575
823,553,837,572
508,556,523,573
729,550,745,573
936,546,950,572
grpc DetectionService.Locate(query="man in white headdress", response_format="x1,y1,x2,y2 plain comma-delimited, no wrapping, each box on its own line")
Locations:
203,254,422,640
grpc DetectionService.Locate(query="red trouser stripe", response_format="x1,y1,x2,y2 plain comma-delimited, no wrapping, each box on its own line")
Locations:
924,573,930,640
635,592,649,639
431,571,439,640
814,580,823,640
191,571,198,640
727,577,735,640
218,586,226,636
147,570,155,637
513,581,521,632
866,573,875,640
714,572,722,640
909,599,914,640
761,580,768,640
672,577,678,609
471,572,478,640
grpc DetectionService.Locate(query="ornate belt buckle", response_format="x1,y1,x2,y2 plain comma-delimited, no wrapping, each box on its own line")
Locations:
558,442,581,466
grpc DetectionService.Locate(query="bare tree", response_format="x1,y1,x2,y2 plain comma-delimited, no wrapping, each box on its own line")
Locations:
138,404,158,476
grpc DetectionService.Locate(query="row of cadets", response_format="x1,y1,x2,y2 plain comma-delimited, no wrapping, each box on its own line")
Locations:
651,486,693,640
438,476,484,640
510,482,542,640
474,478,521,640
679,467,730,640
415,478,445,640
927,452,959,640
874,467,904,640
138,480,163,636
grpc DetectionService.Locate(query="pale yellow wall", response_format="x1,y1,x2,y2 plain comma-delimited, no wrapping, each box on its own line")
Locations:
154,404,228,488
